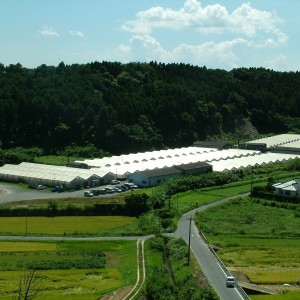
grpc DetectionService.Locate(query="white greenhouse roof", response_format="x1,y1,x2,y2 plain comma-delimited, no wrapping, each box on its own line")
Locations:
246,134,300,148
84,149,260,177
209,153,300,172
0,162,104,184
75,146,218,168
1,139,299,186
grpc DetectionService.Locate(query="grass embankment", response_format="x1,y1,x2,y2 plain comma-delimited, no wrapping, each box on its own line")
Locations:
0,240,136,299
194,197,300,298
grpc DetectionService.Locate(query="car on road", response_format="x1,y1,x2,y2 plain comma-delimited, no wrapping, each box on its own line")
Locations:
226,276,236,288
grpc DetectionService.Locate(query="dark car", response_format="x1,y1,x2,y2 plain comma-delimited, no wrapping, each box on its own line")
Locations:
119,185,126,191
51,185,65,192
91,190,100,196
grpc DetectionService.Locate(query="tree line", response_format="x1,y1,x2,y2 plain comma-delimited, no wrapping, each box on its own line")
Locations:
0,61,299,155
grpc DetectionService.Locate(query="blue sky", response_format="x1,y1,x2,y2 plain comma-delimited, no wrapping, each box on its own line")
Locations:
1,0,299,71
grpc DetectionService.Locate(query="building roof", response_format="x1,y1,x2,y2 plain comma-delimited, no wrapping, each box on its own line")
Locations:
136,167,182,178
246,134,300,148
175,162,212,171
273,179,300,191
193,140,228,149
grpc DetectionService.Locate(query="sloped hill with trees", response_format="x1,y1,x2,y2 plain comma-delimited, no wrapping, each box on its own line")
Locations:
0,61,299,155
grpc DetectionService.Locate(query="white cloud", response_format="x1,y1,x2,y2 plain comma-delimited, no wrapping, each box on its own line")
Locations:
38,26,59,37
116,1,289,70
116,34,252,69
122,0,287,45
69,30,85,38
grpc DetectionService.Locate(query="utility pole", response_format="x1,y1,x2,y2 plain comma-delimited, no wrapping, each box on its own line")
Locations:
187,216,192,265
166,194,171,211
25,209,28,236
250,166,253,200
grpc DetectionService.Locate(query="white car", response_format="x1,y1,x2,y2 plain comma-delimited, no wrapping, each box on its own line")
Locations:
226,276,236,288
84,191,94,197
36,184,45,190
111,179,120,185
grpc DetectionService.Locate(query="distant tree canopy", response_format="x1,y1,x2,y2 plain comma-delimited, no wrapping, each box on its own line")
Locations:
0,61,299,155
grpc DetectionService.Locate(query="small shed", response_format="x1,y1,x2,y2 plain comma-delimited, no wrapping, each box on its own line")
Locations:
273,179,300,197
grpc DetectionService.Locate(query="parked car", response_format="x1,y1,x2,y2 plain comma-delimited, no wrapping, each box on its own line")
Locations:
226,276,236,288
121,184,130,190
113,187,122,193
51,185,65,193
84,191,94,197
129,184,138,189
111,179,120,185
99,189,106,194
105,187,114,194
119,185,126,191
91,190,100,196
36,184,45,190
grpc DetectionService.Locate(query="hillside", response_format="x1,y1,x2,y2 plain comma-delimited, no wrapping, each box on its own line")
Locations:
0,62,300,155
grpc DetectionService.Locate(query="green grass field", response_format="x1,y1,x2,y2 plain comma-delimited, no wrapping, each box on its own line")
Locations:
0,216,136,236
0,240,137,299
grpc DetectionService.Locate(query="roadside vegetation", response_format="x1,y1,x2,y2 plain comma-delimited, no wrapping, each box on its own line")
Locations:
144,235,219,300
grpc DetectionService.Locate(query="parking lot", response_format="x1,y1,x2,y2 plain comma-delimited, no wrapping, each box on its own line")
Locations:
84,182,138,197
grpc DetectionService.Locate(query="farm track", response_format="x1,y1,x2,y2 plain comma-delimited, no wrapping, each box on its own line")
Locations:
124,240,146,300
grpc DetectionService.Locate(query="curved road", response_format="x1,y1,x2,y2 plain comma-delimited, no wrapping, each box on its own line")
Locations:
0,184,247,299
173,195,249,300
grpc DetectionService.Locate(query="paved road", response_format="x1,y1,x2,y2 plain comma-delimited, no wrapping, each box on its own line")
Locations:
173,195,249,300
0,183,248,299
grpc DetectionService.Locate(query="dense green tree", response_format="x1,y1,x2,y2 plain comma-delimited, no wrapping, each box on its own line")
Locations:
0,61,299,155
124,193,149,216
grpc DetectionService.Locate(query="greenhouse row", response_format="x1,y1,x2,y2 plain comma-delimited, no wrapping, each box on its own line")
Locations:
0,134,299,188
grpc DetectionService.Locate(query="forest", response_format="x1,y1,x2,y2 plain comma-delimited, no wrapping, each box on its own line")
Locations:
0,61,299,156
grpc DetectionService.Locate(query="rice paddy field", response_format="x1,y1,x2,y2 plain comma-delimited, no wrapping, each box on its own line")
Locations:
0,240,137,299
194,197,300,298
0,216,137,236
